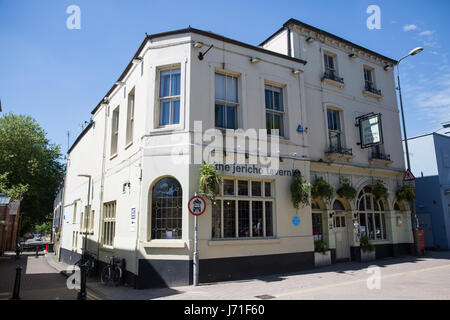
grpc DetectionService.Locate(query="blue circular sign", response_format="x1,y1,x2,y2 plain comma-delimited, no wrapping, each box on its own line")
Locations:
292,216,301,226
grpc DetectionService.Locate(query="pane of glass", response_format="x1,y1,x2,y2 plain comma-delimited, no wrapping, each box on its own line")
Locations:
223,200,235,238
215,73,226,100
265,87,273,110
215,104,225,128
329,132,341,149
227,75,238,102
160,100,170,125
335,216,340,228
171,69,181,96
312,213,323,240
381,213,386,239
273,114,283,136
226,105,236,129
266,112,273,134
365,196,372,210
252,181,262,197
375,213,382,240
171,99,180,124
265,202,273,237
212,200,221,238
359,213,367,237
238,201,250,237
223,179,234,196
368,213,374,240
160,70,171,97
265,182,271,197
252,201,263,237
341,216,346,227
238,180,248,196
273,87,283,111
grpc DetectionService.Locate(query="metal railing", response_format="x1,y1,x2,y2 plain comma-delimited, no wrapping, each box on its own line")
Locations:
323,70,344,84
365,83,382,95
326,146,353,156
370,151,391,161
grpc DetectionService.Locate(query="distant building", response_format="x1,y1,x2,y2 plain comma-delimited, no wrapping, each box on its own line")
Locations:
52,178,65,256
0,194,21,254
408,122,450,249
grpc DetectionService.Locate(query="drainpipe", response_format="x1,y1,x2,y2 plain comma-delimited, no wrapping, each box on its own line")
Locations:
286,27,292,57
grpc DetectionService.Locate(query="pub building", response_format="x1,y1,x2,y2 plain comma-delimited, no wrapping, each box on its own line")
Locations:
57,19,413,288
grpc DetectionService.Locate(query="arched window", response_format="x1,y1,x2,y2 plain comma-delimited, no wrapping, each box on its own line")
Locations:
151,177,182,239
333,199,345,211
357,186,387,240
394,202,401,211
311,200,323,241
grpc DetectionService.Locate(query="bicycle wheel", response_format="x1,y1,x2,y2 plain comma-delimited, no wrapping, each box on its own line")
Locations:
100,265,112,285
112,267,122,286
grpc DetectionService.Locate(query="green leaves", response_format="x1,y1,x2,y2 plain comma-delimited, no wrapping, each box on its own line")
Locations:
360,235,375,252
311,177,334,200
290,171,311,209
371,180,389,200
199,163,222,201
336,177,356,200
396,185,415,202
0,113,64,233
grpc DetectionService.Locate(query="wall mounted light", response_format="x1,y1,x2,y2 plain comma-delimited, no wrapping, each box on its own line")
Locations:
250,57,261,63
384,65,392,71
132,56,143,64
292,69,303,75
305,36,314,43
348,53,357,59
193,41,204,48
115,81,125,86
101,97,109,105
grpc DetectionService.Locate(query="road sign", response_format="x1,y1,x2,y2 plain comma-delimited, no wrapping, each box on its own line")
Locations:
403,168,415,181
188,196,206,216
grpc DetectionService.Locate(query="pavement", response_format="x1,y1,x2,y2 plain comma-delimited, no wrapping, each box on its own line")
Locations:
43,250,450,300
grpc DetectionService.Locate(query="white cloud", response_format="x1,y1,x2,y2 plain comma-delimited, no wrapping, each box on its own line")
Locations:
419,30,435,36
403,24,418,32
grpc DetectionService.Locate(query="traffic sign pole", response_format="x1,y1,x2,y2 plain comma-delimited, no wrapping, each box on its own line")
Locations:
193,214,198,286
188,193,206,287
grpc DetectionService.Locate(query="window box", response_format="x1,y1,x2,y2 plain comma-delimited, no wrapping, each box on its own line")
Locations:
314,250,332,267
360,249,376,262
325,146,354,162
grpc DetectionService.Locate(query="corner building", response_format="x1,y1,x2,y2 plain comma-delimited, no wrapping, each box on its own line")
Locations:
58,20,413,289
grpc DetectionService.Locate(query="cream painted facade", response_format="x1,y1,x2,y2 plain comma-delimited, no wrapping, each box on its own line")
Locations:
58,21,413,289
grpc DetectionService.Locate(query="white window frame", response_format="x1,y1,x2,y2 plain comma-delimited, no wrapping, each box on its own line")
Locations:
158,66,181,127
111,106,120,156
102,201,116,247
126,88,135,147
214,71,240,130
264,83,286,138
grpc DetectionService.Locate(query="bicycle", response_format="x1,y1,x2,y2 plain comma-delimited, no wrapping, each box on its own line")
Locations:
73,251,97,277
100,256,124,286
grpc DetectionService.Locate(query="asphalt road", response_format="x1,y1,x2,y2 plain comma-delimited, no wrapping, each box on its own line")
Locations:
0,252,77,300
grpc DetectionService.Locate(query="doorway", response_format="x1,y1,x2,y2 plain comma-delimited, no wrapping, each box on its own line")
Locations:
334,214,350,260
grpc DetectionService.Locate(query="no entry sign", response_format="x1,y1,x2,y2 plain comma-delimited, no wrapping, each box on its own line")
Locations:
188,196,206,216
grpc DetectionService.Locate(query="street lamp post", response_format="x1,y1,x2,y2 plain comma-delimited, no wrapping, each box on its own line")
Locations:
77,174,91,300
396,47,423,256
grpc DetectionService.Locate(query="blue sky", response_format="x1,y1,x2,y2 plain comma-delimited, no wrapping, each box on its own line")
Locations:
1,0,449,153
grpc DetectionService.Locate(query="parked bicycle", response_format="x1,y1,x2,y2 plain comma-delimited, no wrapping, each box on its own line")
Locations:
100,256,125,286
73,251,97,277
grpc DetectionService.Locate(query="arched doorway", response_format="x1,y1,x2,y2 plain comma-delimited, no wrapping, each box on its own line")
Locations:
357,186,387,240
332,199,350,260
150,177,182,240
312,200,324,242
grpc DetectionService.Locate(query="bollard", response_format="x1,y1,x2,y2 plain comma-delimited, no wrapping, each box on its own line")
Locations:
35,246,39,258
11,266,22,300
77,264,87,300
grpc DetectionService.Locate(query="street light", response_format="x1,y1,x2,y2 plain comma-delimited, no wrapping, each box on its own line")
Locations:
396,46,423,256
77,174,91,300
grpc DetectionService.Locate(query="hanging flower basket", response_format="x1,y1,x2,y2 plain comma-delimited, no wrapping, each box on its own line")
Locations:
199,163,222,201
371,179,389,200
396,185,415,202
336,177,357,200
311,177,334,201
290,171,311,209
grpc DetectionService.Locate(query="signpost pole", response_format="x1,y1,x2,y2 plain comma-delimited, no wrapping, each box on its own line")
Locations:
193,192,199,286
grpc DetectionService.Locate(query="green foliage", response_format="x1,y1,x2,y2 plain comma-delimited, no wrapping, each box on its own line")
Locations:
35,221,52,235
314,240,329,254
0,172,28,200
311,177,334,200
0,113,64,233
371,179,389,200
199,163,222,201
396,185,415,202
360,235,375,252
290,171,311,209
336,177,357,200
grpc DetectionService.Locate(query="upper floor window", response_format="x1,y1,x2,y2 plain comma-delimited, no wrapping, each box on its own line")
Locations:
265,84,285,137
111,107,119,155
324,53,336,77
364,67,374,90
159,68,180,126
215,72,238,129
327,109,342,150
126,88,135,145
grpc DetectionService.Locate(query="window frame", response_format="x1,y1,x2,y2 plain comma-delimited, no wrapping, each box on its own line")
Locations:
357,187,387,241
126,87,135,146
158,67,181,127
214,71,240,130
264,83,286,137
326,108,343,150
111,106,120,156
102,201,116,247
211,178,275,240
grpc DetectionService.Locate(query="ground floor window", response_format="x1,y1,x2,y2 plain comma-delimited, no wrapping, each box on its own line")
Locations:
102,201,116,246
212,178,274,239
357,187,387,240
312,212,323,241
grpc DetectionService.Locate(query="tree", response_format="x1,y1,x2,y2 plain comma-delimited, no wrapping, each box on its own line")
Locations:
0,113,64,234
